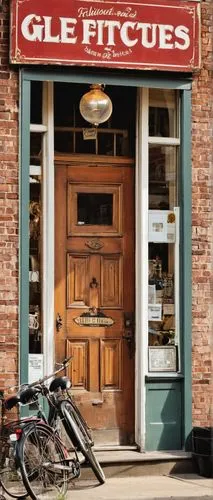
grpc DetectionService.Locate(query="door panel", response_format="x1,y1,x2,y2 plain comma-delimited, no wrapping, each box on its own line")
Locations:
101,255,123,307
55,162,135,445
67,254,89,307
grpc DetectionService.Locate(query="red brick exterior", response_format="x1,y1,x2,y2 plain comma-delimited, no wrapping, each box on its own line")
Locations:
0,0,212,429
191,0,213,427
0,1,19,392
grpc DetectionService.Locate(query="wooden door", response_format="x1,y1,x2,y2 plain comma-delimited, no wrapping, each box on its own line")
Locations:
55,159,135,445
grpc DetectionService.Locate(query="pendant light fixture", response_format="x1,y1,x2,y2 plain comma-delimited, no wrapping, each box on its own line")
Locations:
79,84,113,127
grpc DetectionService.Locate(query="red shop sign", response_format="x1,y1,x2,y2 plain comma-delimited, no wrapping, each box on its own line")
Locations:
10,0,200,72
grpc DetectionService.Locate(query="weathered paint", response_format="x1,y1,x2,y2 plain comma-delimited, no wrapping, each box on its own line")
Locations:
10,0,200,71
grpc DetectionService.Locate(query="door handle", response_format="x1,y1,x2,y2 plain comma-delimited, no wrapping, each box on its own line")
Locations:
89,277,99,288
123,312,135,358
56,313,63,332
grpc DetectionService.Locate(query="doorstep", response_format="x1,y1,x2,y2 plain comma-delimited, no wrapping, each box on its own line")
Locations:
93,448,192,462
81,448,194,479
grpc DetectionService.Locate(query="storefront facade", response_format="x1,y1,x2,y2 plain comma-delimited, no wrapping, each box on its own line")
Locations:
0,0,212,451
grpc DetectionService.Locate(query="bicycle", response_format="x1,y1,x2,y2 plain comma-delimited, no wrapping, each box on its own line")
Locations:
0,390,28,498
0,359,81,500
48,366,105,484
17,356,105,499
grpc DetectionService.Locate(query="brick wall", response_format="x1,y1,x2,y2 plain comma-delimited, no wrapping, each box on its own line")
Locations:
191,0,213,427
0,0,19,392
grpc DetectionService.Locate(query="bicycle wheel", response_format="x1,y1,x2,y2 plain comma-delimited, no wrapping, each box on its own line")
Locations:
18,423,68,500
0,434,28,498
60,400,105,484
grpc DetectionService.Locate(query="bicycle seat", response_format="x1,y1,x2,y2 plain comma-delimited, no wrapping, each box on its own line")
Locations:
19,386,40,404
4,395,20,410
49,376,71,392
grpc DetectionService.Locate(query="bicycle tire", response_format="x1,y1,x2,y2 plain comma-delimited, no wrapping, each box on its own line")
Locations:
66,397,94,445
18,423,68,500
0,434,28,499
60,400,105,484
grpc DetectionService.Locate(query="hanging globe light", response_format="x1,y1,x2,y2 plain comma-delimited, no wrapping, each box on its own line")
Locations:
79,84,113,127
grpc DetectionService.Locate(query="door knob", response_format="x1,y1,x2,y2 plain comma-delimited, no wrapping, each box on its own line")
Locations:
89,277,98,288
56,313,63,332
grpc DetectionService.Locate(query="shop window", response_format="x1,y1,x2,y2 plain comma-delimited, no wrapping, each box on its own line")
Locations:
148,89,180,373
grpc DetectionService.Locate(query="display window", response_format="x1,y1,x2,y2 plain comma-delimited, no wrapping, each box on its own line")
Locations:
148,89,180,373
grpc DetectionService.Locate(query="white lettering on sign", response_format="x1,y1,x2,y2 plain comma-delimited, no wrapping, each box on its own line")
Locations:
60,17,77,44
21,14,77,44
21,14,190,50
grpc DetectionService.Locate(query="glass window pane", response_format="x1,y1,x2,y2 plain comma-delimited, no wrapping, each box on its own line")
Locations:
148,244,175,348
116,133,130,156
149,89,178,137
149,145,178,210
98,133,114,156
54,131,74,154
29,173,42,354
77,193,113,225
30,133,43,166
30,81,42,124
75,132,96,154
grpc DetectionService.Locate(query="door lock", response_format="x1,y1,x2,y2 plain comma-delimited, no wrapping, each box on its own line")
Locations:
56,313,63,332
123,312,135,358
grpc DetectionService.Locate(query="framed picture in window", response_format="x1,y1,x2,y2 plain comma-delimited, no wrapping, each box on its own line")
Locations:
148,346,177,372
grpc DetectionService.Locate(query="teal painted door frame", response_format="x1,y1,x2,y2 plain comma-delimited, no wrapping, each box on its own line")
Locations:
180,89,192,449
20,77,31,394
19,68,192,445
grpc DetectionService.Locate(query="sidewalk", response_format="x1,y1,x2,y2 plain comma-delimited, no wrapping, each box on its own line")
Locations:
66,474,213,500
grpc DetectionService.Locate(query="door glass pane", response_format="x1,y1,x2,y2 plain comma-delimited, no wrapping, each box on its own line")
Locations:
77,193,113,225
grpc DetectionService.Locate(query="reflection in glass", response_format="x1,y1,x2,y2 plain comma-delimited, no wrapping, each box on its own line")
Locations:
149,89,177,137
149,145,178,210
77,193,113,225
